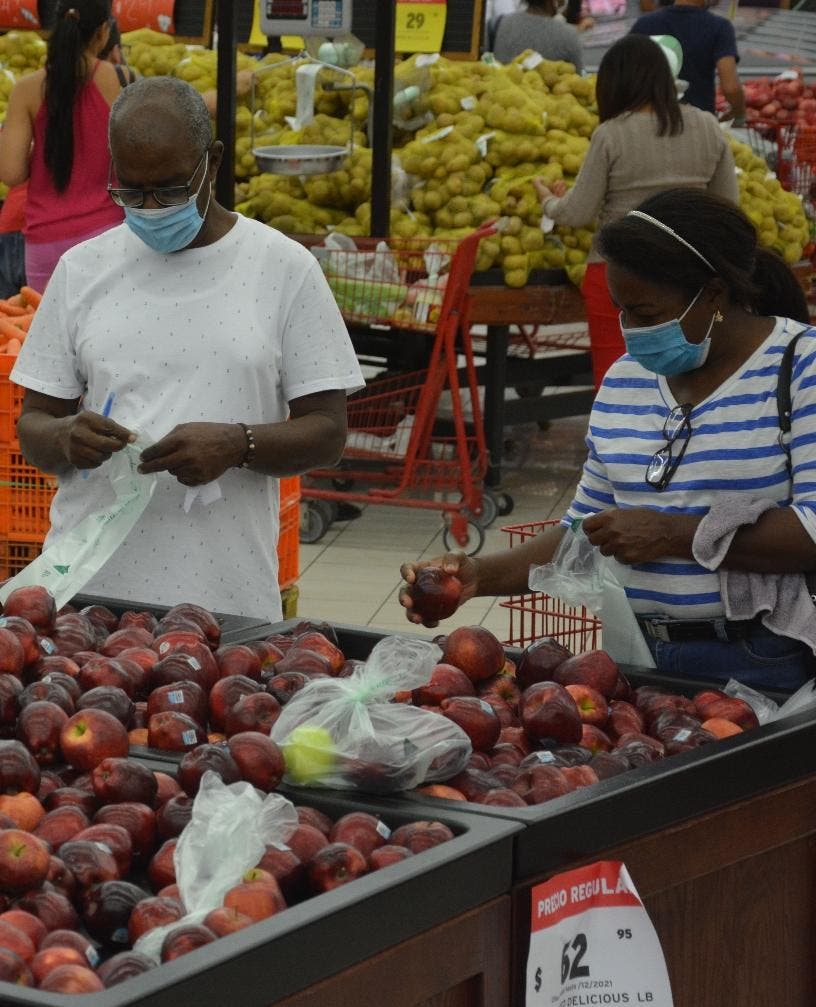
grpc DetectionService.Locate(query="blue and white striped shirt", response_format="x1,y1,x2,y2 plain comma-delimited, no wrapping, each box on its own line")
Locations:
563,317,816,619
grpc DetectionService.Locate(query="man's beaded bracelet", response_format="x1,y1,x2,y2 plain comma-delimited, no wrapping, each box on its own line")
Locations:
237,423,256,468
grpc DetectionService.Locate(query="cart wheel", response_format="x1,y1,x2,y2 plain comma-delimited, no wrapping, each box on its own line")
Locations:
443,520,485,557
331,477,355,491
299,500,334,545
476,490,499,529
497,492,514,517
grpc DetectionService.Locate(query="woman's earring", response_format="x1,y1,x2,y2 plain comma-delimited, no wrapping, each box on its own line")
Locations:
714,308,724,323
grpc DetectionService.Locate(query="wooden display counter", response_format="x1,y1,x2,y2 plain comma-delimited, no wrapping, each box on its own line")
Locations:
276,896,512,1007
510,773,816,1006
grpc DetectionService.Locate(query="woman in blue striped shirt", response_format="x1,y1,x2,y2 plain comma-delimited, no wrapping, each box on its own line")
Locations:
401,189,815,690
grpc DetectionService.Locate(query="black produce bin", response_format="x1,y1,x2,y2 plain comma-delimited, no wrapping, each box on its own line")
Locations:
0,777,521,1007
234,621,816,880
68,593,271,645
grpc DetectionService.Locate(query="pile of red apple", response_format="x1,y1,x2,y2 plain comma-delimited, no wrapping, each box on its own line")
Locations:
0,745,454,994
717,70,816,127
0,584,332,753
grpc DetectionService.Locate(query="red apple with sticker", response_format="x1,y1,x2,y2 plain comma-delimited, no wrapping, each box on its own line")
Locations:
147,712,207,752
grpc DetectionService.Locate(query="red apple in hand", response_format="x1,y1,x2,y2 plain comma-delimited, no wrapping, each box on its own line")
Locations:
408,567,463,623
59,709,129,771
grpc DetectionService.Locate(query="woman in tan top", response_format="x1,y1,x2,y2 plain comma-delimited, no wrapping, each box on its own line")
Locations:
535,34,738,387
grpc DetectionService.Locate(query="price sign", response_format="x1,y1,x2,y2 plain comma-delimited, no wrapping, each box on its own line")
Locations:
395,0,447,54
526,861,674,1006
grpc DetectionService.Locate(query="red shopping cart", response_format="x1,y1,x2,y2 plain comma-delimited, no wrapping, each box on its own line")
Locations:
499,519,602,651
301,223,497,555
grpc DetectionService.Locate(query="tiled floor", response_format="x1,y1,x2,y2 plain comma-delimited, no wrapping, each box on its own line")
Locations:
295,414,589,640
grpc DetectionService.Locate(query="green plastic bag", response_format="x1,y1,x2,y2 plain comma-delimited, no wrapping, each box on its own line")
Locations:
0,438,157,610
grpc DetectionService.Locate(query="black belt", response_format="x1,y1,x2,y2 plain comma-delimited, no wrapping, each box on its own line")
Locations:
637,616,763,644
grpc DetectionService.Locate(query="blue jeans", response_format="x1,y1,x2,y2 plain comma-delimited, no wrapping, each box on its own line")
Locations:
0,232,24,299
642,624,813,692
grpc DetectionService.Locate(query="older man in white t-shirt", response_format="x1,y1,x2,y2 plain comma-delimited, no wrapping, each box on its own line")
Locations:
11,77,363,621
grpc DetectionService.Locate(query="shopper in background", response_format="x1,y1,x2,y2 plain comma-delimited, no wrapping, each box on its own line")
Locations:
492,0,584,71
0,0,125,293
11,77,363,620
630,0,746,122
98,17,136,86
534,34,738,386
0,184,27,298
401,189,816,692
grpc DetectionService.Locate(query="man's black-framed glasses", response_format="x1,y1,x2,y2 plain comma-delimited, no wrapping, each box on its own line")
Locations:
646,403,692,491
107,150,208,209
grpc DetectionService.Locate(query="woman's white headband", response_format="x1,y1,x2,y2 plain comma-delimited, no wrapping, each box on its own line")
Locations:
627,210,716,272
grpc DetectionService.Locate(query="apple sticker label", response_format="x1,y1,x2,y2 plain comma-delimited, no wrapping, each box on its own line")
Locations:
188,658,201,671
478,699,494,715
40,638,56,654
112,928,129,945
534,751,557,764
159,642,170,654
168,690,185,705
182,730,198,745
376,820,392,840
673,729,692,742
85,946,100,967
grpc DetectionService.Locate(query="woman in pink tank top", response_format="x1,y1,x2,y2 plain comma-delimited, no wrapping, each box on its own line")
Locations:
0,0,125,293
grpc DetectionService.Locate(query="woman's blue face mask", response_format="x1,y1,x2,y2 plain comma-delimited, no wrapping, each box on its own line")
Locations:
619,287,716,376
124,154,211,254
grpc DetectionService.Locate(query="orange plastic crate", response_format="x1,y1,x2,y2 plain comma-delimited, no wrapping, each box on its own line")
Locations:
277,499,299,590
280,475,300,510
499,520,602,652
0,446,56,539
0,536,43,580
0,352,23,445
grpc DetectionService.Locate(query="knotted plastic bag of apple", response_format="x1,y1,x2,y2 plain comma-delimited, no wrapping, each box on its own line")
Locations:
134,773,298,961
270,636,473,793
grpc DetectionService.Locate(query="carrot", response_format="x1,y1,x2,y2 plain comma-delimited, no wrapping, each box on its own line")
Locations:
0,317,24,342
5,338,21,356
12,314,32,332
6,294,22,308
20,286,42,309
0,301,28,317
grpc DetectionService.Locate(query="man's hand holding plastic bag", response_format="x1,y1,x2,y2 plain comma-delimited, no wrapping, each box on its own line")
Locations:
270,636,472,793
135,773,298,962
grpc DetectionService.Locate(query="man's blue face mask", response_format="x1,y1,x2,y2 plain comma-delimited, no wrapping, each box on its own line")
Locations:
124,153,211,254
619,287,717,377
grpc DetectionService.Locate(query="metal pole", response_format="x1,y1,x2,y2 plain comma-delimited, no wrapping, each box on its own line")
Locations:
370,0,396,237
215,0,237,210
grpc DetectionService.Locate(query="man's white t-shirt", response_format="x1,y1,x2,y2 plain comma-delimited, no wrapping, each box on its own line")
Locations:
11,215,364,621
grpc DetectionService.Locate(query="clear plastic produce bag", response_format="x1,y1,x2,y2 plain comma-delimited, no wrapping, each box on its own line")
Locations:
0,437,156,610
270,636,472,793
313,232,409,319
529,521,656,669
726,676,816,725
135,772,298,961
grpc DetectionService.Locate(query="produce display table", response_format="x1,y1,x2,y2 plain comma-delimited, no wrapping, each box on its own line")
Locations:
275,896,512,1007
